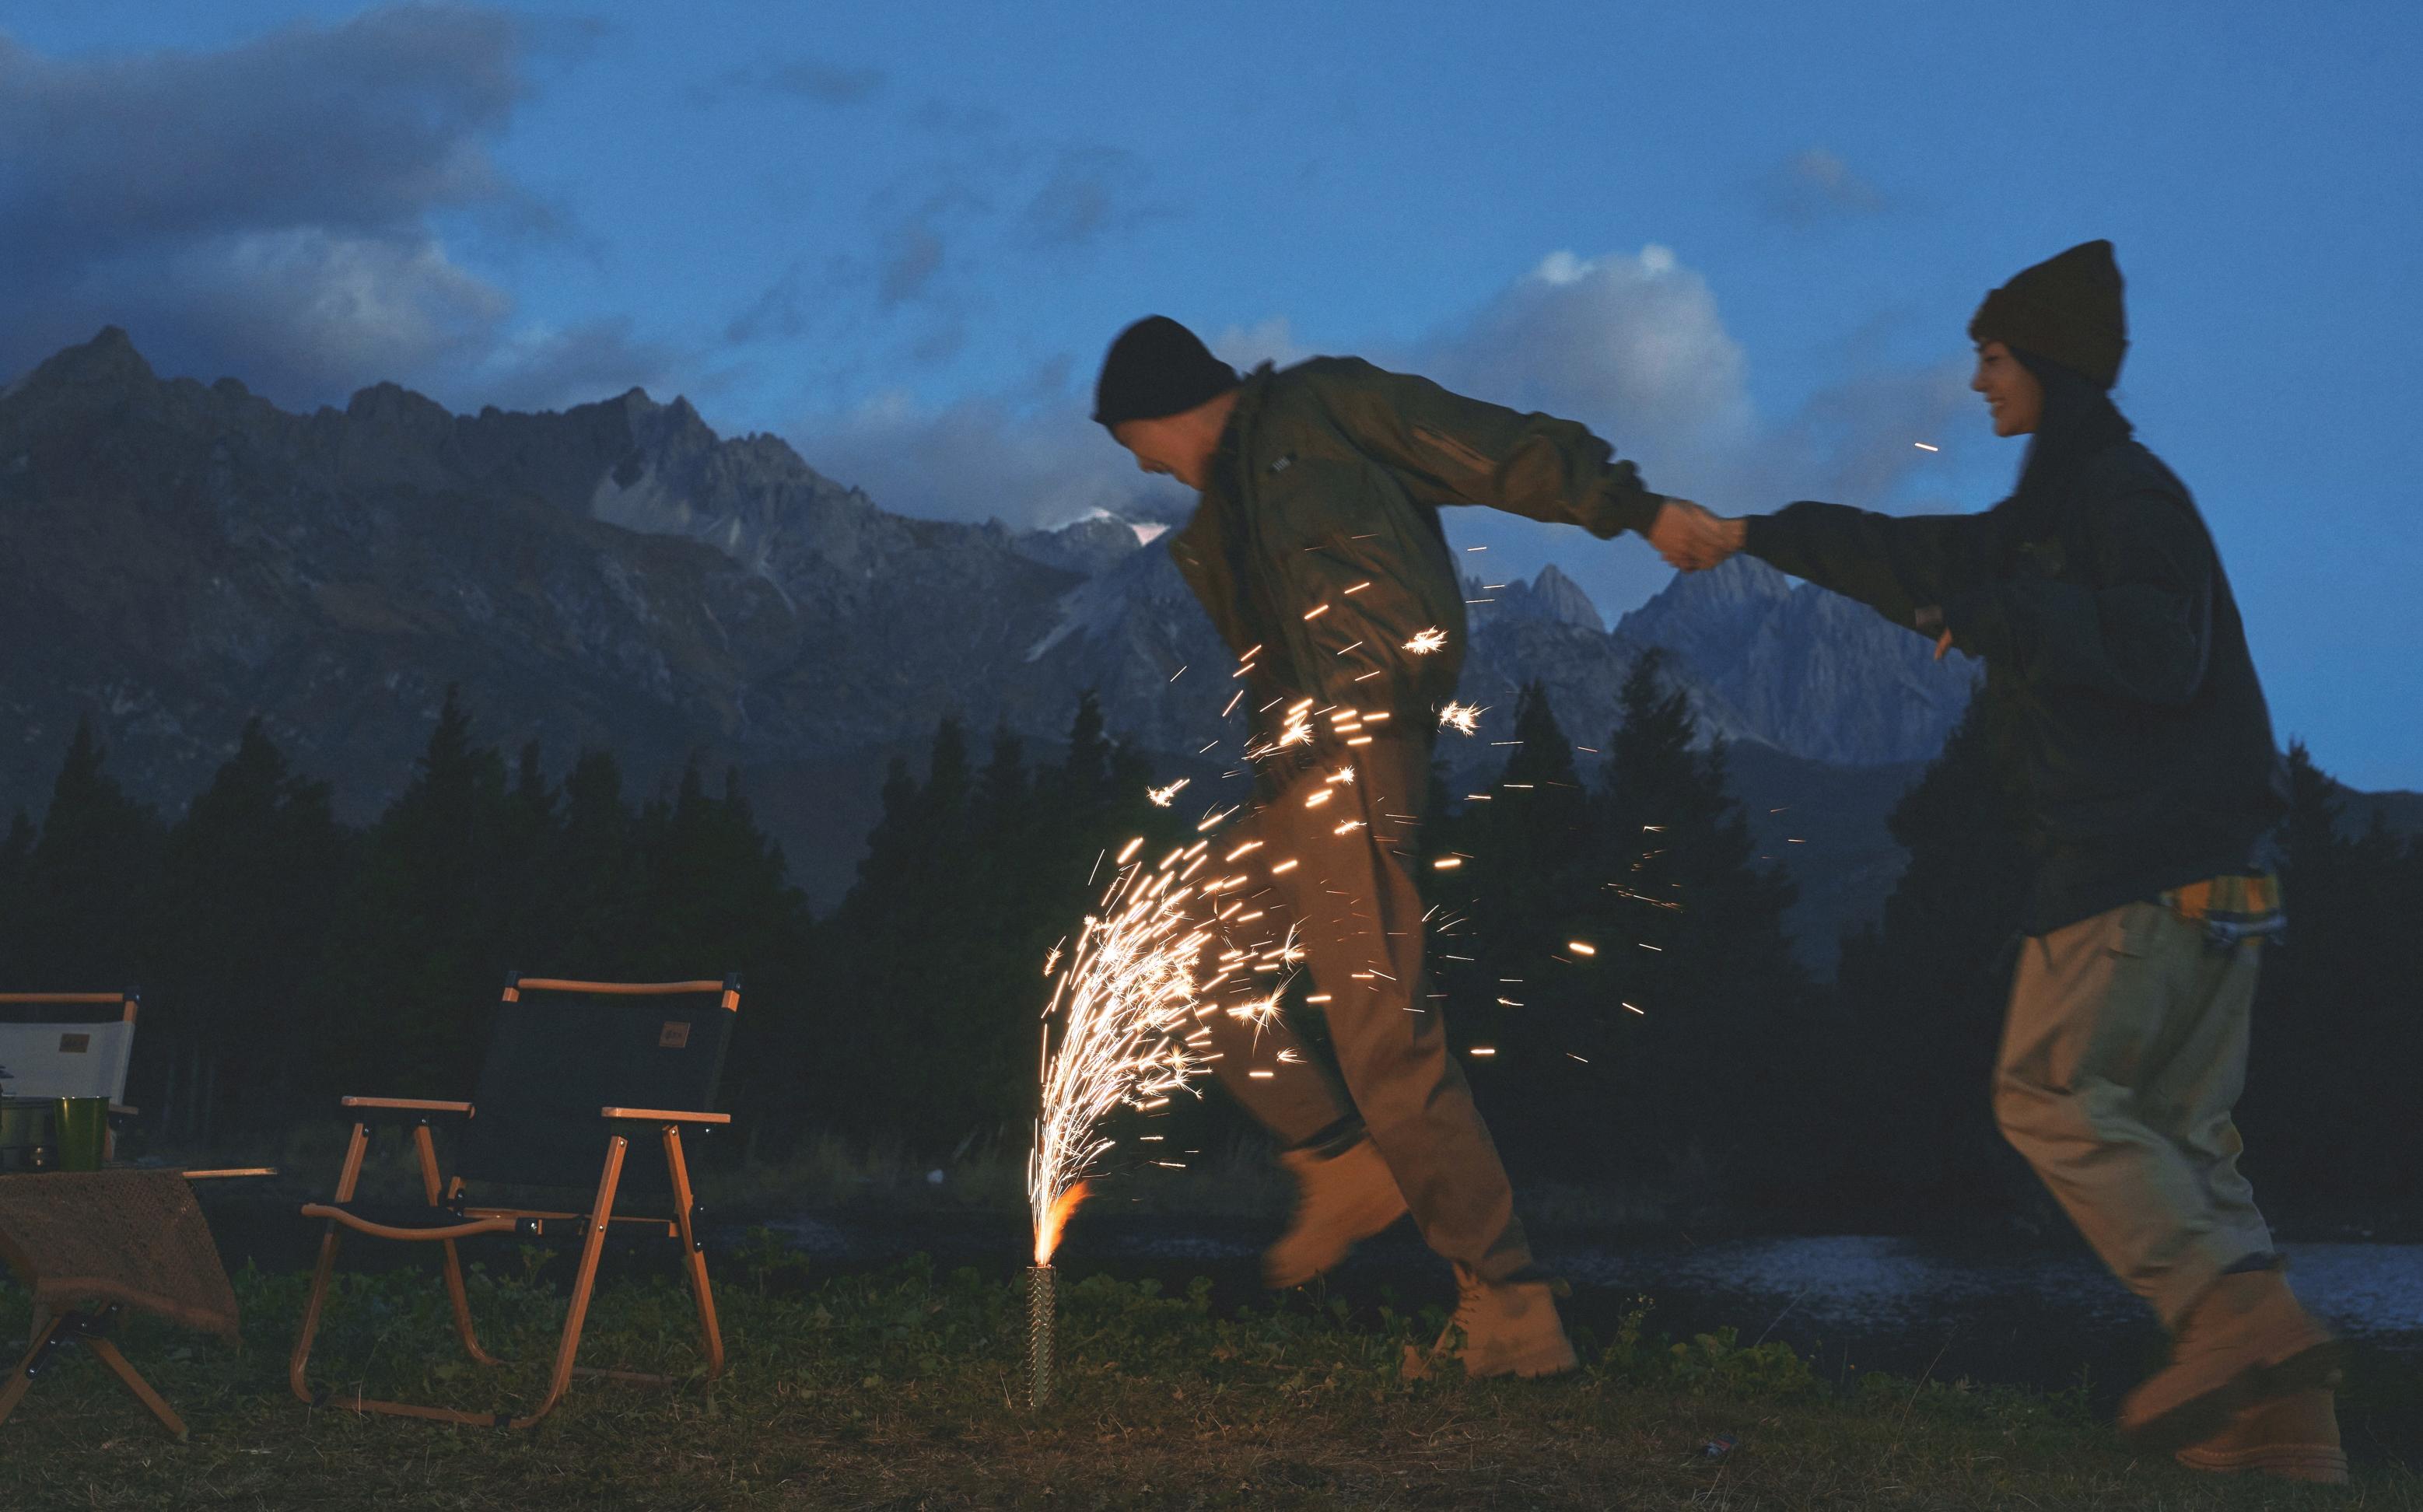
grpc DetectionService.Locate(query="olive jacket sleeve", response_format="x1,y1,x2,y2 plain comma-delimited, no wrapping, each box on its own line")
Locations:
1311,358,1665,538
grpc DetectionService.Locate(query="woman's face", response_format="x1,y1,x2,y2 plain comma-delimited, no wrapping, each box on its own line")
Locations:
1970,341,2043,437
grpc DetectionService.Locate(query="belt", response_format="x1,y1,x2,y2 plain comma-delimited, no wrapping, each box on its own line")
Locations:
2160,871,2286,948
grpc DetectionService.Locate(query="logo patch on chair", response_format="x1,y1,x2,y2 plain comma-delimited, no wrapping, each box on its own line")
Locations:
658,1021,692,1049
58,1033,89,1053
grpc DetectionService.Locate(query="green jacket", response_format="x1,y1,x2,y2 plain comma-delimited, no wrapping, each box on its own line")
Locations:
1168,358,1661,760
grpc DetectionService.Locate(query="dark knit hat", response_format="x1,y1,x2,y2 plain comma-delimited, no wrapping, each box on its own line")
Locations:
1092,316,1239,430
1969,240,2129,389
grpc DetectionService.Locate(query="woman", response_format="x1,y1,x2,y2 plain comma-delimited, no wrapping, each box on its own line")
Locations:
1666,240,2344,1484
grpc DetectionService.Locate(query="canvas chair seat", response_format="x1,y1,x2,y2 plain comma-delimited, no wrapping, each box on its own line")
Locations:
288,973,738,1430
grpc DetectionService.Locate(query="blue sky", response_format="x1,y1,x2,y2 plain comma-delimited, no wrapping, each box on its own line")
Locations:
4,1,2417,786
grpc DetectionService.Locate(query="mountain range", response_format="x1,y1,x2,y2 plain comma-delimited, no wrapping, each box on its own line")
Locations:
4,331,2404,969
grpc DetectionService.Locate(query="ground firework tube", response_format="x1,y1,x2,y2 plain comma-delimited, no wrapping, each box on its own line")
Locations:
1027,1264,1056,1408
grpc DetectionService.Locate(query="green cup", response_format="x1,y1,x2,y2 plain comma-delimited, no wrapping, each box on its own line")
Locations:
54,1097,107,1171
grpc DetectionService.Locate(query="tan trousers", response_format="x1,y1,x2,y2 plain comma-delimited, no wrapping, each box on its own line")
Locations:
1994,899,2274,1329
1198,734,1535,1283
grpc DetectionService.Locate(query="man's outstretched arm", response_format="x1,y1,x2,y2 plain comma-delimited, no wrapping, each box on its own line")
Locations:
1311,357,1669,539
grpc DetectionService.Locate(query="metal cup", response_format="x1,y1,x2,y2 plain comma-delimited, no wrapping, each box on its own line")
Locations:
54,1097,107,1171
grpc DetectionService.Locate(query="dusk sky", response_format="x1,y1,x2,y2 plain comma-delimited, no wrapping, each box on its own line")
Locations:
4,2,2415,787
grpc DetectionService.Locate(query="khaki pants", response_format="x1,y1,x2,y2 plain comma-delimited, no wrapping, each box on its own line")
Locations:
1198,734,1535,1283
1994,899,2274,1329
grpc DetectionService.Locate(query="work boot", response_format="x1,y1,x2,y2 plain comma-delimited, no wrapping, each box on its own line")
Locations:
2118,1266,2344,1452
2175,1390,2349,1485
1402,1265,1578,1381
1262,1138,1408,1289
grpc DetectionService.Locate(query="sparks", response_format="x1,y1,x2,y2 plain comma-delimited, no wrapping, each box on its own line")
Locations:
1914,441,1940,452
1438,702,1483,736
1028,846,1213,1265
1146,778,1189,807
1567,940,1597,956
1403,627,1448,655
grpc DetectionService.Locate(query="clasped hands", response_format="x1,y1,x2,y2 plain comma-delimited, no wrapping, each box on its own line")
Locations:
1646,499,1746,572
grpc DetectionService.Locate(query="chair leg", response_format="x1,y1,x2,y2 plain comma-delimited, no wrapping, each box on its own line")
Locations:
411,1124,499,1367
509,1135,627,1430
0,1314,68,1430
664,1127,725,1381
83,1332,188,1441
290,1122,372,1405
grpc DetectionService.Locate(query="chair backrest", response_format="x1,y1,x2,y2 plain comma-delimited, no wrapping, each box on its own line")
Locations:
0,992,139,1101
455,975,737,1195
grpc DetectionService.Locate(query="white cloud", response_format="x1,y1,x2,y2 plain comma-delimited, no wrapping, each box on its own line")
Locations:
1763,146,1890,224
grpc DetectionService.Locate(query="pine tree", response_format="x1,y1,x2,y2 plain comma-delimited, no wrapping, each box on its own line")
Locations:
1588,653,1806,1192
155,718,348,1139
9,719,165,992
1827,691,2036,1216
1432,683,1602,1171
313,687,513,1096
2236,743,2421,1202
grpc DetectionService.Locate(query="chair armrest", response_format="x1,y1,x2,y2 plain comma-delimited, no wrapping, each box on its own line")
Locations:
340,1096,476,1122
599,1106,730,1125
107,1103,139,1122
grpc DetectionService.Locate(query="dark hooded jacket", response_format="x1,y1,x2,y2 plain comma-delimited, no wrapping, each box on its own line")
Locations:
1742,371,2285,935
1168,357,1661,772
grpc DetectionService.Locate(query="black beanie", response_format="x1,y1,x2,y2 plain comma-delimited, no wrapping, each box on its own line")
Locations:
1092,316,1239,430
1969,240,2129,390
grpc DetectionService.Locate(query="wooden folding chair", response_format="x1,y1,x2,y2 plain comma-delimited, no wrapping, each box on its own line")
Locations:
288,973,737,1428
0,991,142,1165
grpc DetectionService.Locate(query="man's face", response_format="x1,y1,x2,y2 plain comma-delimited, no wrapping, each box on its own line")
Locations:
1112,415,1210,492
1970,340,2043,438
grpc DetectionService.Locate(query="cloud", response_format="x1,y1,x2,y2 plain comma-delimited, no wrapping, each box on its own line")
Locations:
688,56,883,107
0,8,668,411
1762,146,1889,225
1022,147,1162,249
790,359,1192,531
1406,247,1754,468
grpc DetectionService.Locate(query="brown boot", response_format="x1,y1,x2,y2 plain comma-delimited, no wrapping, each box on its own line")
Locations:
2119,1267,2344,1452
2174,1389,2349,1484
1262,1138,1409,1289
1402,1265,1579,1381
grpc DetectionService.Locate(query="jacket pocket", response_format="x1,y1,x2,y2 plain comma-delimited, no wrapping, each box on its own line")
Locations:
2105,901,2164,958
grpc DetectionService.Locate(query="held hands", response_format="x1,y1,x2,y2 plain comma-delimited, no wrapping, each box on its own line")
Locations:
1647,499,1748,572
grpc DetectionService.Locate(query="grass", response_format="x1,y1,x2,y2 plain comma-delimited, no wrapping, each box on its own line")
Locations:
3,1237,2414,1510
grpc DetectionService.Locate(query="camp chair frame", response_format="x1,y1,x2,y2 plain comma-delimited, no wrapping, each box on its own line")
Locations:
0,991,143,1160
288,975,737,1429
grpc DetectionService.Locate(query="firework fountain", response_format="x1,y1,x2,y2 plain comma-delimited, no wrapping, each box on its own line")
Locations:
1024,835,1224,1407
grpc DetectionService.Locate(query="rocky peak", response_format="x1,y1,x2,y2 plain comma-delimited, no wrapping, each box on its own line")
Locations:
1465,562,1606,635
29,327,156,392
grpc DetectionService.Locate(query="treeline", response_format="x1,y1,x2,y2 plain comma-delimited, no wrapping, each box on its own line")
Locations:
1,665,2416,1218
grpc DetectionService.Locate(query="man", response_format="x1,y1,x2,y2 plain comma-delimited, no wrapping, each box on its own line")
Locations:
1094,315,1704,1377
1664,242,2345,1482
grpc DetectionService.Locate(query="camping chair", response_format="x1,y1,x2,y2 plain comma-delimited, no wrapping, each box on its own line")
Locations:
288,973,738,1429
0,991,141,1165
